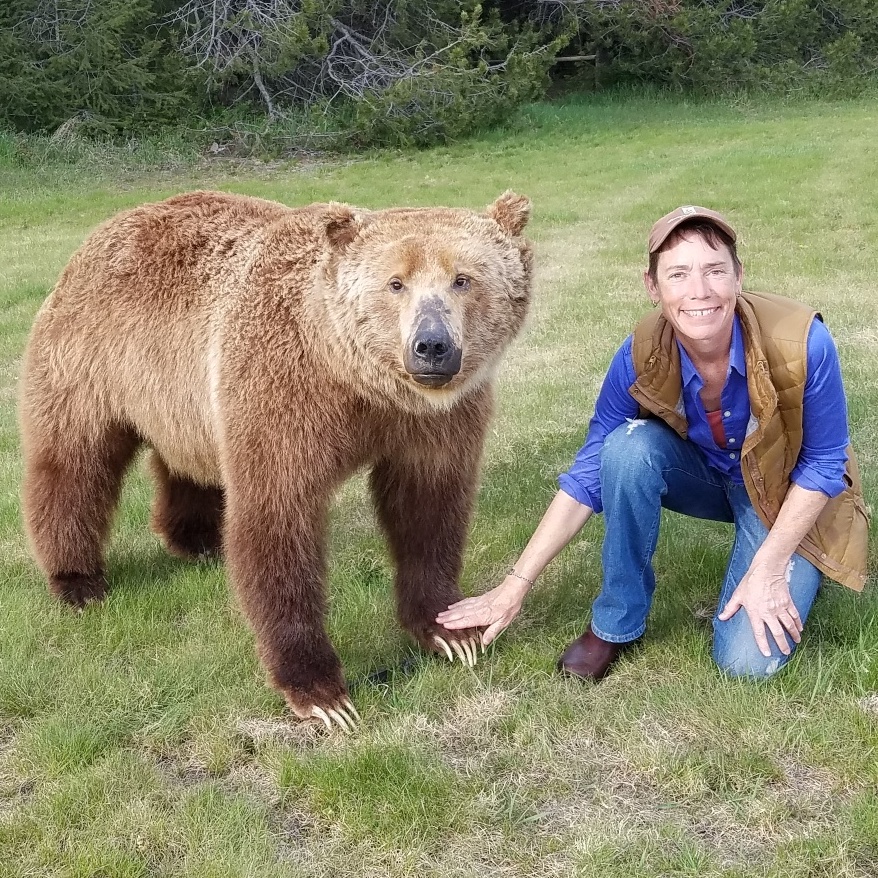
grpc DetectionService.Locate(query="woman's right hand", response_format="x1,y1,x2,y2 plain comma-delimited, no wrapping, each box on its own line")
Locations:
435,576,531,647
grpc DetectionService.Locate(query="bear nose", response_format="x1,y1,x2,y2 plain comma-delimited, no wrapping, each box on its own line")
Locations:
405,311,462,384
414,336,450,360
410,323,459,371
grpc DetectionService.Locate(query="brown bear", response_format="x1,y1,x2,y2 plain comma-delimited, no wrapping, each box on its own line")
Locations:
19,189,533,729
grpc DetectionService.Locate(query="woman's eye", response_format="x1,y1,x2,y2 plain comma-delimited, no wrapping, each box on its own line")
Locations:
453,275,470,290
389,278,404,293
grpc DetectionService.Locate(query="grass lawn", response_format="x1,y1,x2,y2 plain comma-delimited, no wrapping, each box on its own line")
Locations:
1,91,877,877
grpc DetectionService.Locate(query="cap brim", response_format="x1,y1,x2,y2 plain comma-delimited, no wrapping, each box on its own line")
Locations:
648,211,736,254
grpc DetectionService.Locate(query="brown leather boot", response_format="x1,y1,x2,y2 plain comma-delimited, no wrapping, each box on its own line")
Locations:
557,625,632,681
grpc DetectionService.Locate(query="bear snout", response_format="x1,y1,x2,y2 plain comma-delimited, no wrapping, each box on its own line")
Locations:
404,311,462,386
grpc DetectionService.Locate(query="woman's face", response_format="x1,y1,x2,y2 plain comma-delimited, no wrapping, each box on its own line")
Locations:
643,231,742,353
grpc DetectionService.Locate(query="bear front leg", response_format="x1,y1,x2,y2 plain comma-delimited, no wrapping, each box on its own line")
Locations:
369,455,483,667
224,495,359,731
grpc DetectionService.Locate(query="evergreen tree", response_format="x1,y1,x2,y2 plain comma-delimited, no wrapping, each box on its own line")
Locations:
1,0,194,133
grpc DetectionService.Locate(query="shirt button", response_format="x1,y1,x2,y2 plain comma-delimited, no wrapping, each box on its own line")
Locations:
723,411,731,418
729,453,736,459
728,438,736,444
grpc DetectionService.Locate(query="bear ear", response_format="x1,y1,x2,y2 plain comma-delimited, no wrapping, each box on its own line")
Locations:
486,190,531,237
323,203,361,251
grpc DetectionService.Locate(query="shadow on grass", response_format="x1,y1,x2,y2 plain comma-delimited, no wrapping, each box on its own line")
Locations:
107,544,214,592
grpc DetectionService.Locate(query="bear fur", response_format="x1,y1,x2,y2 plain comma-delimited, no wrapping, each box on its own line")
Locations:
19,189,533,721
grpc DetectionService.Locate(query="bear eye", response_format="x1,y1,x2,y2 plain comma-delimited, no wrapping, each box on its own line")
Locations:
388,278,405,293
453,274,471,291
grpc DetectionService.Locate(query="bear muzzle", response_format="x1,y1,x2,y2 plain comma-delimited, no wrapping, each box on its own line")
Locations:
404,312,462,387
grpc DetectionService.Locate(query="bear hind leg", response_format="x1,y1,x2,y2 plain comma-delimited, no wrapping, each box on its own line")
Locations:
22,422,141,608
149,452,225,560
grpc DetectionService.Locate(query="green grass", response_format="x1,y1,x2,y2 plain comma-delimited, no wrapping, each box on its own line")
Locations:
2,90,878,877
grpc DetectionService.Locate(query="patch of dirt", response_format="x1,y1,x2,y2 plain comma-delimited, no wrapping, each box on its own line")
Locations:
153,755,217,788
236,717,325,749
0,726,36,823
398,686,858,871
147,726,327,861
510,729,851,869
856,693,878,717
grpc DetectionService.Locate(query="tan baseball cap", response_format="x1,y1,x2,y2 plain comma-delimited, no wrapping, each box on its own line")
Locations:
648,205,736,254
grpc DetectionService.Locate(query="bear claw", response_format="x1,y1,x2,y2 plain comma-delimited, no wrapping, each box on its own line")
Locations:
433,634,454,661
311,700,360,732
433,634,479,668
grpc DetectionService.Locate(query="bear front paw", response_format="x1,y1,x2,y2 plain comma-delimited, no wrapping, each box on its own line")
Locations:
401,606,481,667
270,658,361,732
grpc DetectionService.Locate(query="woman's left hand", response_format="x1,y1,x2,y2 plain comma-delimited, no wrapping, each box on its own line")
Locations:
717,556,803,657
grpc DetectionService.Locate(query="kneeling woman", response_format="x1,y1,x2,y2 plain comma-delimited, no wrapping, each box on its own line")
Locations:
437,205,868,680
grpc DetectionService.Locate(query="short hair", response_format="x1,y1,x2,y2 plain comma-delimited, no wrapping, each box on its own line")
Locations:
647,220,742,284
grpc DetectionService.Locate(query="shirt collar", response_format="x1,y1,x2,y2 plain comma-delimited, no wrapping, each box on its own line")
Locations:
729,313,746,376
677,313,746,388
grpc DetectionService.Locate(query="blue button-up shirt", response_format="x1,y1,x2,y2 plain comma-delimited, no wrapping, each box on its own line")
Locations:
559,314,850,514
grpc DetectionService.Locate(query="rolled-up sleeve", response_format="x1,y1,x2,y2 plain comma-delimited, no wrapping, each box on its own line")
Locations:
558,337,640,514
791,318,850,498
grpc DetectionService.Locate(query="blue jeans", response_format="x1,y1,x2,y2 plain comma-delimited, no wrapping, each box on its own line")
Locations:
590,419,822,679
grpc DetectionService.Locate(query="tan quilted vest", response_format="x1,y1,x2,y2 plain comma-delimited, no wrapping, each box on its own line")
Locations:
630,291,868,591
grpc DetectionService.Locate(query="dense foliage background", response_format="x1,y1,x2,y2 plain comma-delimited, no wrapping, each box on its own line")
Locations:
1,1,877,151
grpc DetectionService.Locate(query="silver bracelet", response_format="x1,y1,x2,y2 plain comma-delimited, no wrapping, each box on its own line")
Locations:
509,568,536,586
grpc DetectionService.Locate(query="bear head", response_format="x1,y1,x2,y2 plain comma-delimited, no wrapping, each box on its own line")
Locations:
314,191,533,412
